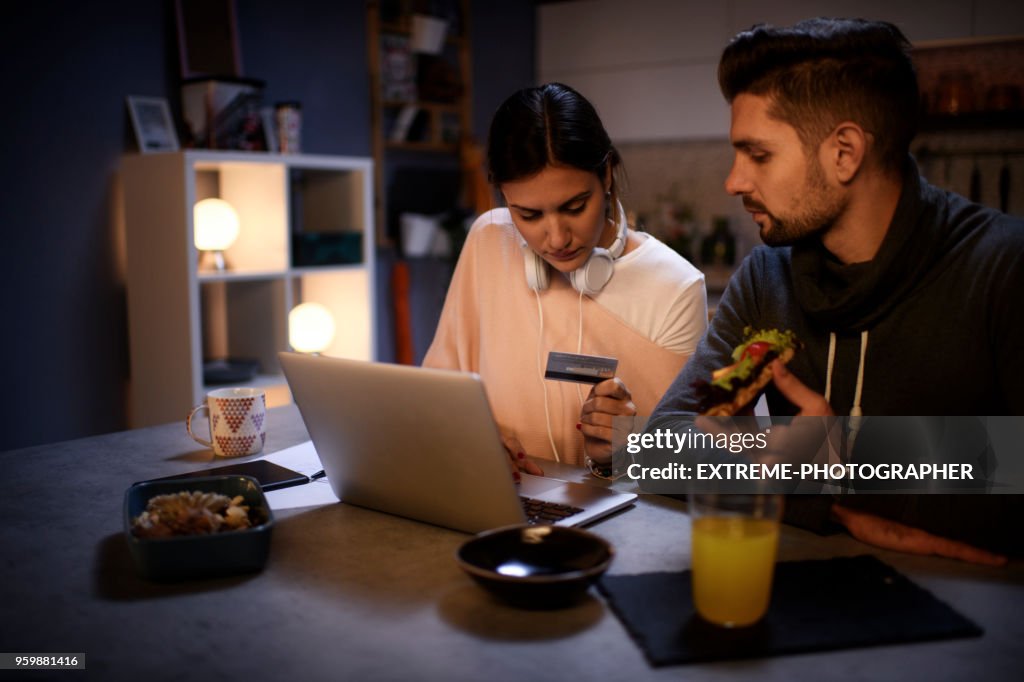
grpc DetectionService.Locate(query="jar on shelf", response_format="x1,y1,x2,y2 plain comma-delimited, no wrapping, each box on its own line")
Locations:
933,72,976,115
275,102,302,153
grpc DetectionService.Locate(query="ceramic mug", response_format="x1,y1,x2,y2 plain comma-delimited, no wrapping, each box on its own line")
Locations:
186,387,267,457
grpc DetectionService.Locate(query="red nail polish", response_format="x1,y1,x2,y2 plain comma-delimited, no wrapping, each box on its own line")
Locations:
517,451,525,459
576,423,582,430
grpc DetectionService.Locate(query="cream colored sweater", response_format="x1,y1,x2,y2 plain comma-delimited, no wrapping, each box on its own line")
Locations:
423,212,699,465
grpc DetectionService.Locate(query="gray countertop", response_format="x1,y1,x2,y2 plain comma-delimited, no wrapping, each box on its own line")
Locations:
1,404,1020,681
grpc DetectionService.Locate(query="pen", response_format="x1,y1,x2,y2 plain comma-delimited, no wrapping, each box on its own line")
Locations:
310,469,326,481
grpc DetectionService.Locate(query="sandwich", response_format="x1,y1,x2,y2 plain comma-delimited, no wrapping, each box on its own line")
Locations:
696,327,800,416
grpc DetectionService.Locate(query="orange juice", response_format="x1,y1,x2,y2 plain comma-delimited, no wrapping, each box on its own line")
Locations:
691,516,780,627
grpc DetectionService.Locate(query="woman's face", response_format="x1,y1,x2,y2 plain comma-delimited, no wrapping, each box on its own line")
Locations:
500,164,614,275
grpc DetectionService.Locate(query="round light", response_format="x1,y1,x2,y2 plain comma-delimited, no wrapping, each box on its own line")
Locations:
194,198,240,251
289,302,336,354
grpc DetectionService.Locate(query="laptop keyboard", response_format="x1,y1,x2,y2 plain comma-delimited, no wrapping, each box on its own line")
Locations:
519,496,584,525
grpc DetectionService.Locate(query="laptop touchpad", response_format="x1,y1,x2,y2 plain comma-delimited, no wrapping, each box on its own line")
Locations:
518,475,566,496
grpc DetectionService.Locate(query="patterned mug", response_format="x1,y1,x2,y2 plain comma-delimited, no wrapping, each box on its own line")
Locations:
186,387,267,457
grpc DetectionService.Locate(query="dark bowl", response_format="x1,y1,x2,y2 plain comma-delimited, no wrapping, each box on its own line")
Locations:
456,524,614,609
123,475,274,581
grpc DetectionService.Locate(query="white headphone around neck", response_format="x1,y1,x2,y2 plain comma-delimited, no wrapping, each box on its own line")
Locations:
521,199,629,296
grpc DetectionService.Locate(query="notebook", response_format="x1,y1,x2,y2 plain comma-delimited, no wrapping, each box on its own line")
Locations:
279,352,637,533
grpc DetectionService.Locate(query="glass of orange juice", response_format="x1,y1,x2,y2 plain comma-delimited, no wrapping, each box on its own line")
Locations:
689,493,783,627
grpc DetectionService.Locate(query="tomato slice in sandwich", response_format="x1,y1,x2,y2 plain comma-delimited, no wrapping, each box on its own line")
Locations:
739,341,772,362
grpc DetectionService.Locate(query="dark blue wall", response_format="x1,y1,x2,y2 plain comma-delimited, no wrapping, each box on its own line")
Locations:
237,0,372,155
471,1,537,141
0,0,534,451
1,1,172,451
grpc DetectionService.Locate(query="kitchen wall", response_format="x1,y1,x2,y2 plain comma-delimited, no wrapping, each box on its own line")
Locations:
539,0,1024,271
539,0,1024,141
0,0,534,451
615,140,757,291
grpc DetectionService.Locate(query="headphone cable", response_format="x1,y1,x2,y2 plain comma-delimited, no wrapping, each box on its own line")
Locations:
534,288,561,462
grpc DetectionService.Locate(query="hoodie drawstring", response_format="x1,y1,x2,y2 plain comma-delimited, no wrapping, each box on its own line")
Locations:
825,331,869,467
824,333,837,405
824,330,868,417
851,330,868,420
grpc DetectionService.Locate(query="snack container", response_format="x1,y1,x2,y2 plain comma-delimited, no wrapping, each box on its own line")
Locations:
123,475,274,581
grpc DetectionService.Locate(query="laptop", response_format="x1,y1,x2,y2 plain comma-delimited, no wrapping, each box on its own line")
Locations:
279,352,637,533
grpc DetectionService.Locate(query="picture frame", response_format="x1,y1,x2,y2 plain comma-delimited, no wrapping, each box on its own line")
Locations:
126,96,180,153
175,0,243,80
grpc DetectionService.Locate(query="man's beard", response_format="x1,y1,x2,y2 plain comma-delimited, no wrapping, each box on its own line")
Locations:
747,160,844,247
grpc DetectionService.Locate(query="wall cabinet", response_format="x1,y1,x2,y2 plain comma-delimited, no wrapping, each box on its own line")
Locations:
121,151,375,428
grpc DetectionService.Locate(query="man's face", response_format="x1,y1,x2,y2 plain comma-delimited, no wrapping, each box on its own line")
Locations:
724,93,845,246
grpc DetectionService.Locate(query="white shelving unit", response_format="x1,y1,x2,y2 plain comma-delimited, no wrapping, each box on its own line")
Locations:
121,150,375,428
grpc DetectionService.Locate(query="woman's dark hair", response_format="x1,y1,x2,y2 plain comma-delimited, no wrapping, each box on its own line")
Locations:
486,83,622,192
718,18,919,171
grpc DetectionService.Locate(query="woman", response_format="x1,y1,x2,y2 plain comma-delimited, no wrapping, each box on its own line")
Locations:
424,83,707,474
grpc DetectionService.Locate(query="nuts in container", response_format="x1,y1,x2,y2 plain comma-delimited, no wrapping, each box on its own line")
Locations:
131,490,258,538
123,475,274,580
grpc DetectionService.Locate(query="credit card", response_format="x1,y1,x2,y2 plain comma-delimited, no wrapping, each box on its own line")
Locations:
544,351,618,384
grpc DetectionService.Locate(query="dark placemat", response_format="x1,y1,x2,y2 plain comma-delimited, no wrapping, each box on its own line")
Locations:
598,555,982,667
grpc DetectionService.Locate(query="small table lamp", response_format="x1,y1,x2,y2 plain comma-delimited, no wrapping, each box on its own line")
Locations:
289,302,336,354
194,198,240,271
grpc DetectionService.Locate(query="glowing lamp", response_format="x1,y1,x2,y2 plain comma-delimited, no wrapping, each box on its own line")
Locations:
289,302,336,354
194,198,240,270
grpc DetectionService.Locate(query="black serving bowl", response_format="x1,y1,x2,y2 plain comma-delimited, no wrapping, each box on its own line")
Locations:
456,524,614,609
123,475,274,581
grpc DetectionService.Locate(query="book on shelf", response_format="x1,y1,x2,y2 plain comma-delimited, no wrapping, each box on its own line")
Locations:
381,34,416,101
390,105,420,142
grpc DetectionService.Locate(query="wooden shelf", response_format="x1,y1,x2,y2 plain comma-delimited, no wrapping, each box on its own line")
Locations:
383,100,460,112
379,21,466,46
368,0,473,246
920,110,1024,132
385,140,458,153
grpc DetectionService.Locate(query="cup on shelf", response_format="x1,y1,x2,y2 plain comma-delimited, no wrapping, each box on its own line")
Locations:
400,213,448,257
688,492,783,627
186,387,267,457
410,14,448,54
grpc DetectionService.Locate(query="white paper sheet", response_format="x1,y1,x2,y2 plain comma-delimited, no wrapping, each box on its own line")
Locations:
261,440,340,510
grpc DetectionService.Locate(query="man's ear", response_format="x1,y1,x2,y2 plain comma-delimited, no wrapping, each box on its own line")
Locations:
823,122,868,184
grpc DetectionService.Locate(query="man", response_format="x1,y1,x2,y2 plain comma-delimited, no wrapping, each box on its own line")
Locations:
649,18,1024,564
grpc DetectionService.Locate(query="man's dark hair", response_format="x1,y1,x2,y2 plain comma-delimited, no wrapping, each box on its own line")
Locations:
487,82,621,190
718,18,919,171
